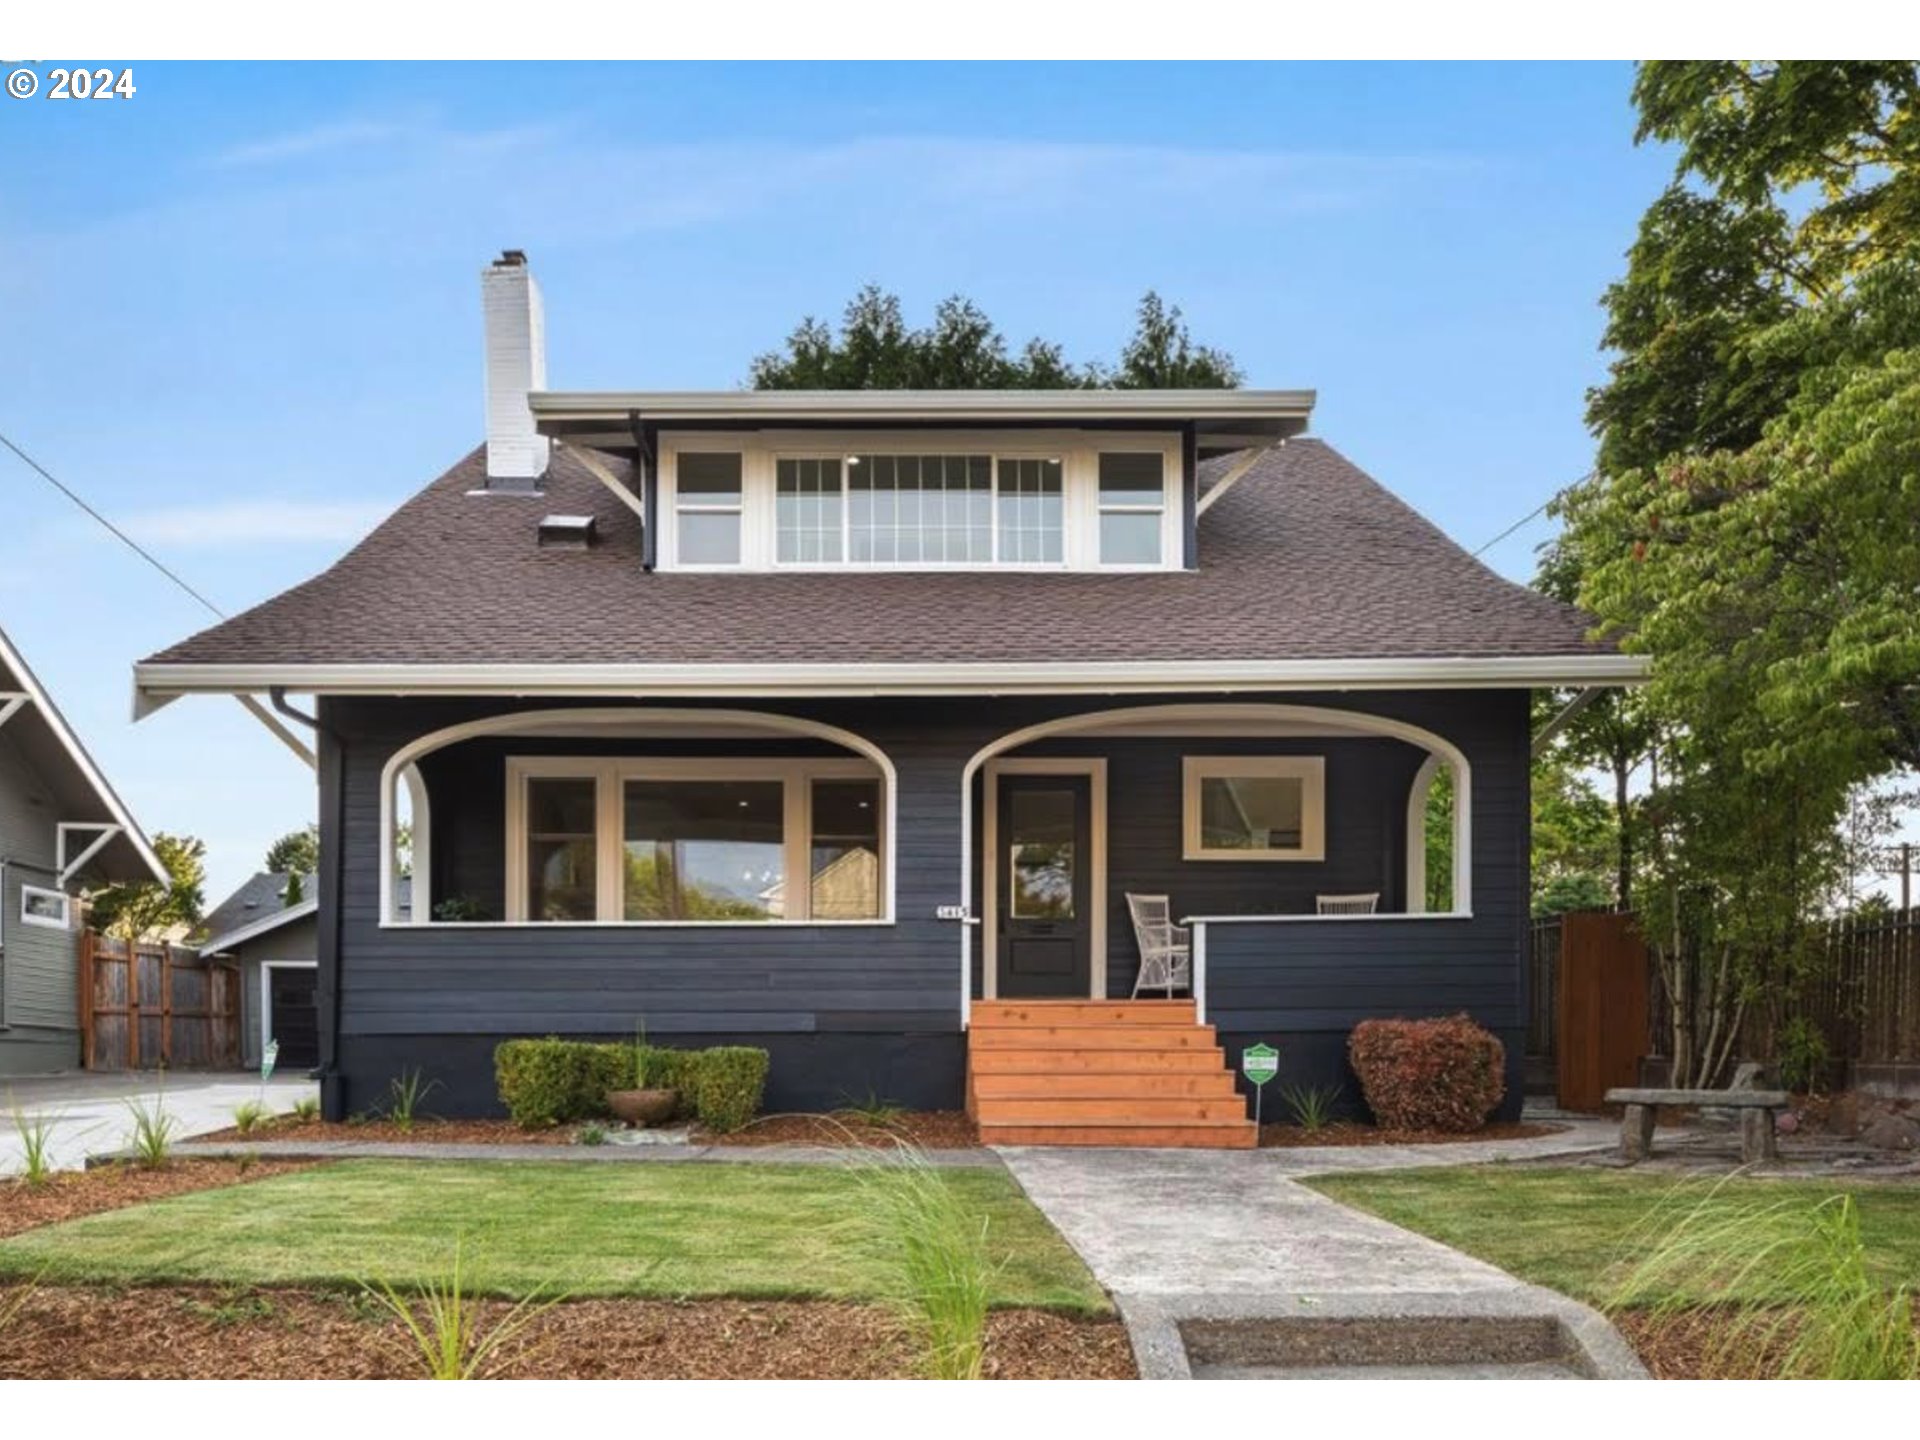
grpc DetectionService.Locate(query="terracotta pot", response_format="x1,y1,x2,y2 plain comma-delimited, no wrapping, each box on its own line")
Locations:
608,1088,679,1127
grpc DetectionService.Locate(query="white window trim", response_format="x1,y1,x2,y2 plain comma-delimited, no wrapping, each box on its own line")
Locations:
661,429,1181,573
1181,755,1327,862
503,755,888,926
19,883,72,930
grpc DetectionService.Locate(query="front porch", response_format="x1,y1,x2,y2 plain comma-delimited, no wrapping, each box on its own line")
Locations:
325,689,1518,1128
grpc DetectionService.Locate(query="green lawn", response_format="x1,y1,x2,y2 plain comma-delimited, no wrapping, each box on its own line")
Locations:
1307,1166,1920,1305
0,1160,1109,1315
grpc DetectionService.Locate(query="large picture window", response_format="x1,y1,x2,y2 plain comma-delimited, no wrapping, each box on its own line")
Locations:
1182,755,1326,861
506,758,885,923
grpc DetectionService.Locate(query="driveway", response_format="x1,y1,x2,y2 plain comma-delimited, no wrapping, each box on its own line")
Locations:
0,1072,318,1175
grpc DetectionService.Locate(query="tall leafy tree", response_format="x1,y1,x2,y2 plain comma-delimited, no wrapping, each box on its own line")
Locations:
1554,62,1920,1081
89,833,206,942
263,823,319,878
750,286,1240,390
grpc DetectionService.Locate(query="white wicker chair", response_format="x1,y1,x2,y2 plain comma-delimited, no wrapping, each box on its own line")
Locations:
1316,892,1380,916
1126,892,1192,998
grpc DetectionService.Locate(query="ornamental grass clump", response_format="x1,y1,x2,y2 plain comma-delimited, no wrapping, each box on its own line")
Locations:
854,1144,997,1380
364,1241,561,1380
1607,1180,1920,1380
1279,1082,1342,1132
1347,1013,1504,1132
8,1103,59,1186
124,1096,178,1169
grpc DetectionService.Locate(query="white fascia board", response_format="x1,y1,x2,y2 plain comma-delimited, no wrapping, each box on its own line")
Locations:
530,389,1317,426
135,653,1649,706
198,896,319,955
0,627,168,885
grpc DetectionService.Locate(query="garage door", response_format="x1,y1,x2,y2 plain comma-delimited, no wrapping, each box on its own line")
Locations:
267,967,319,1071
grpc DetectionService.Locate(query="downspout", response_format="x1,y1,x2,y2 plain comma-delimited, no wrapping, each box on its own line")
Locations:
270,686,347,1117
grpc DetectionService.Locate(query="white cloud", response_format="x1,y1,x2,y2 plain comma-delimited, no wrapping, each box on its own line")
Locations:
210,119,410,168
119,499,390,547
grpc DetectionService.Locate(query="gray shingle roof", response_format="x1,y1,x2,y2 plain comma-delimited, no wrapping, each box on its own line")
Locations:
144,439,1602,669
196,872,305,946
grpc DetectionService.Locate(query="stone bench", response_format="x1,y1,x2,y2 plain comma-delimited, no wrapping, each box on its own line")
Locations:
1604,1086,1791,1164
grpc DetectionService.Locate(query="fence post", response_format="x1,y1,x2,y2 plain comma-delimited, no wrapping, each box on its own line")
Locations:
124,938,138,1070
79,930,95,1069
160,943,173,1068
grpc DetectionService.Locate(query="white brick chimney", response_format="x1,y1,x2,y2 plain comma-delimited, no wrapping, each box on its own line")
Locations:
482,249,549,488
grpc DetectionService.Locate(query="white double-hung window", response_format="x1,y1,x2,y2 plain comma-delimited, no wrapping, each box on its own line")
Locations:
1097,452,1168,565
674,453,745,565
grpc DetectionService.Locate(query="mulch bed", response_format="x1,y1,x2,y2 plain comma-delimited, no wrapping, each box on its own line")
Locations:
199,1117,577,1146
708,1112,981,1149
0,1160,313,1241
201,1112,986,1149
0,1284,1133,1379
1259,1120,1562,1148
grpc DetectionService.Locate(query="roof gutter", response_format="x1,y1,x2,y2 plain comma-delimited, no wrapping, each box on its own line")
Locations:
135,654,1652,709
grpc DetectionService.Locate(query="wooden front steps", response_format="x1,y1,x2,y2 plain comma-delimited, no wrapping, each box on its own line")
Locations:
967,1000,1257,1149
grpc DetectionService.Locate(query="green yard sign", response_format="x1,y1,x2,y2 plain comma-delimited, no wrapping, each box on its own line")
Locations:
1242,1042,1279,1126
261,1039,279,1083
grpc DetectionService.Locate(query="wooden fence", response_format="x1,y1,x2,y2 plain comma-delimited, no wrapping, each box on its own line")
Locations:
79,933,241,1071
1535,907,1920,1090
1725,908,1920,1084
1527,911,1649,1110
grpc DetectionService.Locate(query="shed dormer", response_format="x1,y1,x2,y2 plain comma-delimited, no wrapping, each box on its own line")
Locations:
527,389,1315,573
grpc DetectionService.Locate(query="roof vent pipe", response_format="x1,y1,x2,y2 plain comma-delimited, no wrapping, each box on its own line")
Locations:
481,249,549,491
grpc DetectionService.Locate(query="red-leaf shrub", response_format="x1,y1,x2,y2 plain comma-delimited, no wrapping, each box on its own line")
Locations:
1347,1014,1506,1132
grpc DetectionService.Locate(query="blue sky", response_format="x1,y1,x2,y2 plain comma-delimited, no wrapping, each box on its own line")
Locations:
0,61,1677,904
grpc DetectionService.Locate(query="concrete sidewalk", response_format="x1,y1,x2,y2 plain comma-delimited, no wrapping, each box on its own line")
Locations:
994,1124,1644,1378
1,1073,318,1175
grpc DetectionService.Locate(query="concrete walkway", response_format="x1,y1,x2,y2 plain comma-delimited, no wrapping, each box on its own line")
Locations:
994,1121,1645,1378
1,1072,317,1175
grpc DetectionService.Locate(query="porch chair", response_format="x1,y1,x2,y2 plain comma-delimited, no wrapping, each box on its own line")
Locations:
1125,892,1192,998
1315,892,1380,916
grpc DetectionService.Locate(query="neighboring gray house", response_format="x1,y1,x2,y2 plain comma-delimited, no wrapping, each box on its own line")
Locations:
0,624,167,1075
197,873,318,1071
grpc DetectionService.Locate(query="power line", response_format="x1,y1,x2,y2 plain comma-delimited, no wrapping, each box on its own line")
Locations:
1470,470,1595,559
0,429,227,621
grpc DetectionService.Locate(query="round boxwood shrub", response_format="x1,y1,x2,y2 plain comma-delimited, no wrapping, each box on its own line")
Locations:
494,1038,628,1128
1347,1013,1506,1132
695,1046,770,1133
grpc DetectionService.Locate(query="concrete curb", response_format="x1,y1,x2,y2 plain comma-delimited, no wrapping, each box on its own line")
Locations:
1117,1287,1648,1380
104,1140,1004,1169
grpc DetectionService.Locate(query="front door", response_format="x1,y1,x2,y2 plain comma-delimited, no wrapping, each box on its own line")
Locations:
996,774,1093,998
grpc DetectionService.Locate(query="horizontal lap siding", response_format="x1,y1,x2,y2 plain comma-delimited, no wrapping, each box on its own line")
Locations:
331,697,979,1043
322,691,1529,1116
1198,690,1531,1117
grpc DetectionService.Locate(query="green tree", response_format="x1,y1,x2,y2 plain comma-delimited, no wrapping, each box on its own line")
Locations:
750,286,1240,390
1554,62,1920,1081
263,823,319,877
89,833,206,942
1632,62,1920,292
